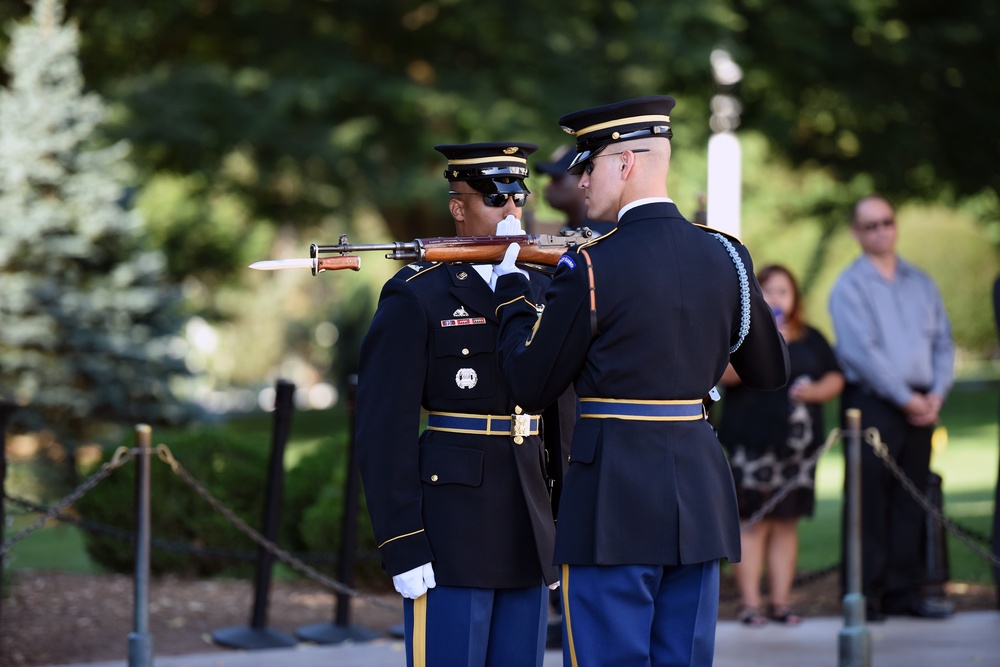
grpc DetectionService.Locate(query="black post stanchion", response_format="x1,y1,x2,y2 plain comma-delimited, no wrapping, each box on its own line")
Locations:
0,401,20,637
297,374,380,644
923,471,950,599
212,380,298,650
994,440,1000,609
128,424,154,667
838,409,871,667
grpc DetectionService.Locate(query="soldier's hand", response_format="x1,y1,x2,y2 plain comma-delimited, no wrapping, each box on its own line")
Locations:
392,562,436,599
496,214,525,237
493,243,528,281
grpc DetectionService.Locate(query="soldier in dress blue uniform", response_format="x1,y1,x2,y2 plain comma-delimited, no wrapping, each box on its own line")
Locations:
355,142,560,667
492,97,790,666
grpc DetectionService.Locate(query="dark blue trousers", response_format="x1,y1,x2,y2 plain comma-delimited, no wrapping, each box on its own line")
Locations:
561,561,720,667
402,583,548,667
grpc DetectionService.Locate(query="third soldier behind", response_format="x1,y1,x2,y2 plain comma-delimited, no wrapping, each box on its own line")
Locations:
492,96,789,666
535,144,615,237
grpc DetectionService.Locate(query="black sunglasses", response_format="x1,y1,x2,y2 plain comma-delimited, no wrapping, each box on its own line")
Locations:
856,217,895,232
583,149,650,175
449,191,528,208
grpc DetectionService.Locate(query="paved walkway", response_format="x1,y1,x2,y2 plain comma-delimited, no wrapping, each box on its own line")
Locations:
38,611,1000,667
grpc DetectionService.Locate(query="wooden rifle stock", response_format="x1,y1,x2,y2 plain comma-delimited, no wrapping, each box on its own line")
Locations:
419,236,571,266
310,227,596,270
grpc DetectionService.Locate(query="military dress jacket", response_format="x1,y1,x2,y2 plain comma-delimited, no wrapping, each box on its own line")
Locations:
356,260,559,589
495,201,790,567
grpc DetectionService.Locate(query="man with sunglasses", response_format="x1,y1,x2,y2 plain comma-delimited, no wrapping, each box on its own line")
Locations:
830,195,955,620
355,142,560,667
491,96,789,666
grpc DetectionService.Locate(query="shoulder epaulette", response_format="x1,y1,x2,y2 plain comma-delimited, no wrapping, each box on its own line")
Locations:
693,222,743,246
404,261,442,282
575,226,618,251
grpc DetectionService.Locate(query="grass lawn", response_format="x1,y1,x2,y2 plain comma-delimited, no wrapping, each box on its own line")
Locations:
5,385,998,587
4,514,103,574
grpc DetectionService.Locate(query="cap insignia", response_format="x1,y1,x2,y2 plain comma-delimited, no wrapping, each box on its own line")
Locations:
561,126,576,135
503,147,518,154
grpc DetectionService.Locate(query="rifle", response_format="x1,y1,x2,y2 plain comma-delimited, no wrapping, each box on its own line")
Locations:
249,227,598,276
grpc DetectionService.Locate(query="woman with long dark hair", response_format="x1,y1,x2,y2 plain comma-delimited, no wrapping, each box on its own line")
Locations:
719,264,844,626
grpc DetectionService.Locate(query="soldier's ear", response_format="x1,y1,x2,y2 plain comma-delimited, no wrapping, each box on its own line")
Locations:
449,197,464,222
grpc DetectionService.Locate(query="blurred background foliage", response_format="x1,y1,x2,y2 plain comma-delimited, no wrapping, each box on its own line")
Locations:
1,0,996,404
1,0,998,584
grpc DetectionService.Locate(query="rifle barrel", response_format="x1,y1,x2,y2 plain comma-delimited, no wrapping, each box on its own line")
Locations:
312,241,420,254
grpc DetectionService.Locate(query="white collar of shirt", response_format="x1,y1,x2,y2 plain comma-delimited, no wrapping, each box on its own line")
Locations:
472,264,495,291
618,197,674,221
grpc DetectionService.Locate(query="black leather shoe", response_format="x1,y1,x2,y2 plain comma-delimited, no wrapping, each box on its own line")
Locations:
885,596,954,619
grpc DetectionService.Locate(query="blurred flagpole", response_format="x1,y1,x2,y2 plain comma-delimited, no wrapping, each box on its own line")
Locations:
706,47,743,239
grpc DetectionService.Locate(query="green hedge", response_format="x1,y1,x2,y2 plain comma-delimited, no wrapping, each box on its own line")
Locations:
73,419,382,583
75,426,272,577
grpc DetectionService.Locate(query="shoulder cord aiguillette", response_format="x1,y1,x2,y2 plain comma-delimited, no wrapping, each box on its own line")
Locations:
711,233,750,353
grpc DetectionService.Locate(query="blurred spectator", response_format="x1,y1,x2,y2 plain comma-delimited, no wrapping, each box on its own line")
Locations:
829,194,955,620
719,264,844,626
991,275,1000,608
535,145,615,236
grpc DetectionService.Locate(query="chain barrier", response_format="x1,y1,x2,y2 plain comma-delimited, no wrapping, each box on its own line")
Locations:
3,493,377,565
864,427,1000,568
726,422,998,602
152,443,398,611
720,562,839,603
7,425,993,614
720,428,843,602
0,446,136,557
740,427,842,531
2,442,395,611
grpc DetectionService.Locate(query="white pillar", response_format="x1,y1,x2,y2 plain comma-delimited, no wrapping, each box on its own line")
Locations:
706,131,742,238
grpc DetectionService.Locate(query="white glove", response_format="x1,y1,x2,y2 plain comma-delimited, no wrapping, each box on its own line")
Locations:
492,242,528,281
548,580,561,591
491,216,528,285
495,214,525,237
392,562,436,599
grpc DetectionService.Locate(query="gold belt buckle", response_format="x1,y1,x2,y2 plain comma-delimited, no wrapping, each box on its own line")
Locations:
511,413,531,444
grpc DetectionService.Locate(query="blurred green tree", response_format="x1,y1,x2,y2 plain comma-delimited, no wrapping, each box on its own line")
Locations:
0,0,191,472
733,0,1000,204
0,0,731,286
2,0,996,372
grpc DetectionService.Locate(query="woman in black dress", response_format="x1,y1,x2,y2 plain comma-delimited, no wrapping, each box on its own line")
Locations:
719,265,844,626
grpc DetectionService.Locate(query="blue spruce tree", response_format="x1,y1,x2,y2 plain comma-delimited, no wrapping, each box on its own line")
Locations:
0,0,191,468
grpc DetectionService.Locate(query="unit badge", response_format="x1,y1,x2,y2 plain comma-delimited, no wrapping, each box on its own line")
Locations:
455,368,478,389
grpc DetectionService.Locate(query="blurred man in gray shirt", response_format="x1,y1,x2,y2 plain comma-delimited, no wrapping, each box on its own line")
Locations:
829,194,955,620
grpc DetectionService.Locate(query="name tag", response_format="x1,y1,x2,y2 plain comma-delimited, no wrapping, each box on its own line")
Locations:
440,317,487,327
